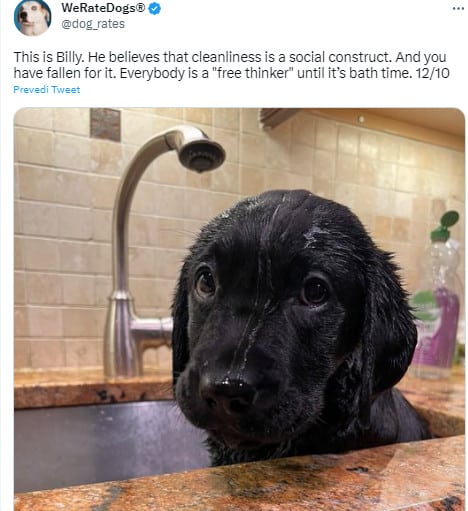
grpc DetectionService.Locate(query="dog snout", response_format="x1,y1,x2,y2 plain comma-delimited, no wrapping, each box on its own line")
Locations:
200,375,256,415
19,11,28,19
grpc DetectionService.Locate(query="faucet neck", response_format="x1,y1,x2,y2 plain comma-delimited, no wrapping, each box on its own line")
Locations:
111,134,171,292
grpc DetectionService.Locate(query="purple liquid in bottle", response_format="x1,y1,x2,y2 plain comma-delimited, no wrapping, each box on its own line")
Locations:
413,287,460,369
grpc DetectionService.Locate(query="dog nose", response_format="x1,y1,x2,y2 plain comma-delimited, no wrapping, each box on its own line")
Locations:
200,376,256,415
20,12,28,19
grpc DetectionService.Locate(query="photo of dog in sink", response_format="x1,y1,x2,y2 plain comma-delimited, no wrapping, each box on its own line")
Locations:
13,109,463,500
173,189,433,466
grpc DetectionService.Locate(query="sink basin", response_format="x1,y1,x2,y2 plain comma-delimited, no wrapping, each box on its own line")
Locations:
14,401,210,493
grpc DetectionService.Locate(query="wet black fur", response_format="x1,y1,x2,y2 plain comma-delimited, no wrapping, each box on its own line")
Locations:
172,189,432,466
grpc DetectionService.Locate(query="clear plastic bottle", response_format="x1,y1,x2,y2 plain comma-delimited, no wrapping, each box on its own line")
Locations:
409,211,462,379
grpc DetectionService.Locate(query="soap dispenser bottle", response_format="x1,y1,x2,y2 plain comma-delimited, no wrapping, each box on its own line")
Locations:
409,211,462,379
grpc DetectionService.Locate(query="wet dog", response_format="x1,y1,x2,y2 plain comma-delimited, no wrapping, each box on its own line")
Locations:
17,1,50,36
173,190,431,466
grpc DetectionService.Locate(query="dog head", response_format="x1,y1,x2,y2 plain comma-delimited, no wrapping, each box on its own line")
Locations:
18,1,50,35
173,190,416,450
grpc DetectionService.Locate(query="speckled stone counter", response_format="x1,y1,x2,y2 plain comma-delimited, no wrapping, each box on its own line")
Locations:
397,371,465,437
14,368,173,408
14,435,464,511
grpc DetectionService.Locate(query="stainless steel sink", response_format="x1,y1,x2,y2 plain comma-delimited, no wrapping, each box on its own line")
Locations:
14,401,210,493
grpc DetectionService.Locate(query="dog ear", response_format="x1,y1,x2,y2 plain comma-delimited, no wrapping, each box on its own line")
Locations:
172,262,190,386
359,250,417,423
43,7,51,23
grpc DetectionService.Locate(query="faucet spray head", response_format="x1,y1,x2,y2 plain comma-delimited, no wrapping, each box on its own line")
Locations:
165,125,226,173
178,140,225,172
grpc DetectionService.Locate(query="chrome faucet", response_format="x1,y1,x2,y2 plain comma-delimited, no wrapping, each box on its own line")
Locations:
104,125,225,377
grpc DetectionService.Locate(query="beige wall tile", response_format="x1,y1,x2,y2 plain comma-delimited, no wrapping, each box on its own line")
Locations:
392,217,410,242
129,215,159,246
212,128,241,166
56,171,92,207
185,168,212,190
17,165,57,202
334,182,357,210
91,175,120,210
15,271,26,304
336,153,359,184
15,127,53,166
184,108,213,126
156,185,185,217
15,108,54,129
353,186,376,218
18,201,58,237
338,126,359,155
28,306,63,337
128,246,157,277
58,206,93,241
153,153,187,186
151,278,178,313
315,119,337,152
15,340,31,369
30,339,66,369
240,109,261,134
213,109,240,131
359,132,379,159
63,275,95,305
265,136,291,171
95,276,112,306
62,308,104,337
357,158,377,186
313,150,336,181
211,162,240,194
157,217,189,249
209,192,239,217
25,273,62,305
240,133,266,167
375,162,397,189
394,191,413,218
64,339,102,368
92,209,112,242
240,166,265,195
90,139,124,176
292,114,316,146
60,241,94,273
23,238,60,271
373,216,392,240
121,110,172,146
155,345,172,371
53,108,89,136
54,133,91,172
15,306,28,337
290,143,314,175
378,135,399,162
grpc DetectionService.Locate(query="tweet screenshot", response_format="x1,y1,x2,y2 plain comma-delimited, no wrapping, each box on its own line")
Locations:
1,0,466,509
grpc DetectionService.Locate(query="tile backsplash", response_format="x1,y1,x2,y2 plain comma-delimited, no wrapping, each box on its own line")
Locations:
14,108,465,371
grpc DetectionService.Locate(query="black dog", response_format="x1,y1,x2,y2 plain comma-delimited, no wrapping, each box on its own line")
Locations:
173,189,431,466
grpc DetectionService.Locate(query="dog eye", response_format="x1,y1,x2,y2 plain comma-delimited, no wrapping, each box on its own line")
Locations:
300,278,329,306
195,268,216,299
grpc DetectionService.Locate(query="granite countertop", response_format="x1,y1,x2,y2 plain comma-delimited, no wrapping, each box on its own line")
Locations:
14,435,464,510
14,367,465,510
14,368,174,408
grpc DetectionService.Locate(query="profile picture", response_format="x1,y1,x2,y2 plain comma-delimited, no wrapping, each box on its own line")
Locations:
15,0,51,36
